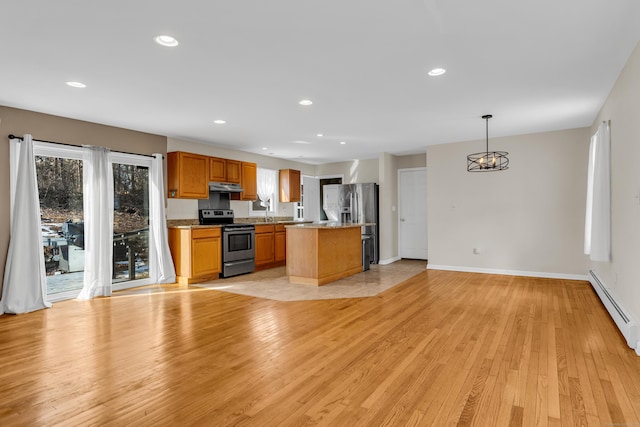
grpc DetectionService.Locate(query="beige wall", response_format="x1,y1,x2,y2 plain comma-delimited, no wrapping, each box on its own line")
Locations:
315,158,380,183
166,137,315,219
379,153,399,263
0,106,167,285
397,153,427,169
427,127,590,277
589,40,640,322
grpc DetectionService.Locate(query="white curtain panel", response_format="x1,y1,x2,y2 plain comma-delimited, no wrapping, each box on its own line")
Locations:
257,168,277,206
0,135,52,314
77,146,114,299
584,122,611,262
584,133,596,254
150,154,176,284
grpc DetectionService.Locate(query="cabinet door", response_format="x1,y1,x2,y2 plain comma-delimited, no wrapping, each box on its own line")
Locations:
226,160,241,184
167,152,209,199
255,232,275,266
240,162,258,201
191,236,221,277
275,231,286,262
209,157,226,182
279,169,301,202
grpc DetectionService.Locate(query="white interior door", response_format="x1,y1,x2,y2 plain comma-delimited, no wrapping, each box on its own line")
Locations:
399,168,428,260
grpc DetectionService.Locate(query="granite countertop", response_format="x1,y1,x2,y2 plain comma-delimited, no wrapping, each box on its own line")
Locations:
167,218,313,229
285,222,375,229
168,224,223,229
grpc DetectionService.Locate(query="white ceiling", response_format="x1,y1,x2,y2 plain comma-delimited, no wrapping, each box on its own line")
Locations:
2,1,640,164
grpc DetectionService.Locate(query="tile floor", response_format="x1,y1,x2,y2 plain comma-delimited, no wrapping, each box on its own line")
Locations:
192,259,427,301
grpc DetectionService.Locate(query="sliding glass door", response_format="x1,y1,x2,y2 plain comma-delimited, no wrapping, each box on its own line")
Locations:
36,151,86,299
111,152,153,291
20,142,156,301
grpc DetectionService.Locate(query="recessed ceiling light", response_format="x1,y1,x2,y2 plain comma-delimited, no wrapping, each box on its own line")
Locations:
292,140,310,144
317,133,323,137
299,99,313,106
428,68,446,77
340,141,346,145
66,81,86,88
154,35,179,47
213,119,226,124
261,147,268,150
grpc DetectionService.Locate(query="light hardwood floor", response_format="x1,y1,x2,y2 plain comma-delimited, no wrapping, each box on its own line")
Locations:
1,269,639,426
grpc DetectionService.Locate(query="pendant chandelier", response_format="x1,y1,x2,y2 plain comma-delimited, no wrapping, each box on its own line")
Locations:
467,114,509,172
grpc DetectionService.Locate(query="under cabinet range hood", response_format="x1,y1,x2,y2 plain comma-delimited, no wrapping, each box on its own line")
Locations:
209,182,243,193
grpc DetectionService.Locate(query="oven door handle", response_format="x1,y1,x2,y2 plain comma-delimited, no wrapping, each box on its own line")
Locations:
224,227,255,232
224,259,254,267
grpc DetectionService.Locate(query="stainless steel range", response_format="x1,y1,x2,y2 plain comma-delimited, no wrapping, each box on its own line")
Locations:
199,209,255,278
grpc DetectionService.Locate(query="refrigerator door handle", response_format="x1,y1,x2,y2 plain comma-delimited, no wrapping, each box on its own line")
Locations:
351,192,356,223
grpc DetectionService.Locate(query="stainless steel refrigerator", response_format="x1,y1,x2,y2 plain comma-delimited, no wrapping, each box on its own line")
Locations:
323,183,379,266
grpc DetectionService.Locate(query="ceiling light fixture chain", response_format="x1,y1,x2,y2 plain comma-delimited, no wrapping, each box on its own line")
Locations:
466,114,509,172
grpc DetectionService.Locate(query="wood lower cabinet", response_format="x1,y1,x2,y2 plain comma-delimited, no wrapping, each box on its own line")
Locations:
168,227,221,285
255,225,275,268
255,224,286,270
167,152,209,199
275,224,286,262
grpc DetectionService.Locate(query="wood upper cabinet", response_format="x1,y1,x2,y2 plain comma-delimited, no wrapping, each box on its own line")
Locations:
255,224,275,267
168,227,221,285
168,151,255,199
167,152,209,199
232,162,257,201
279,169,301,203
209,157,226,182
226,160,241,184
275,224,286,262
241,162,257,200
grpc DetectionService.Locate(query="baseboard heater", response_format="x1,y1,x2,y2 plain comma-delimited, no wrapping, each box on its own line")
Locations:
588,270,639,355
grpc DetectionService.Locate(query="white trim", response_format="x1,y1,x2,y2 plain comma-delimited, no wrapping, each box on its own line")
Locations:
112,277,154,292
588,270,639,355
426,264,588,281
48,290,81,303
379,256,401,265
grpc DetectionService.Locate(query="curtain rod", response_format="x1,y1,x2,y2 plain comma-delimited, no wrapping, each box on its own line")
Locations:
7,134,162,159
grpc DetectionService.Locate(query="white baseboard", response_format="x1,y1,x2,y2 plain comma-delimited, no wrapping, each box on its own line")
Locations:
378,256,401,265
588,270,639,356
426,264,588,281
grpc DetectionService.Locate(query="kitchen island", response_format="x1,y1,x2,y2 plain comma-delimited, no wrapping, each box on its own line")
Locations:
285,223,365,285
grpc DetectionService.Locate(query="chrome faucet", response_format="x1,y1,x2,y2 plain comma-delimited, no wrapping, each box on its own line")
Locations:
264,200,275,222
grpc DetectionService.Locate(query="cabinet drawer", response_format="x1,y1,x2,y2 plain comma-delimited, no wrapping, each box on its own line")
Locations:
255,224,275,234
275,224,286,232
192,228,221,239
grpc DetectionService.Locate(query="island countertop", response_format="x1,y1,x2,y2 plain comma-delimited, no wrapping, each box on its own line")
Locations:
284,222,375,229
